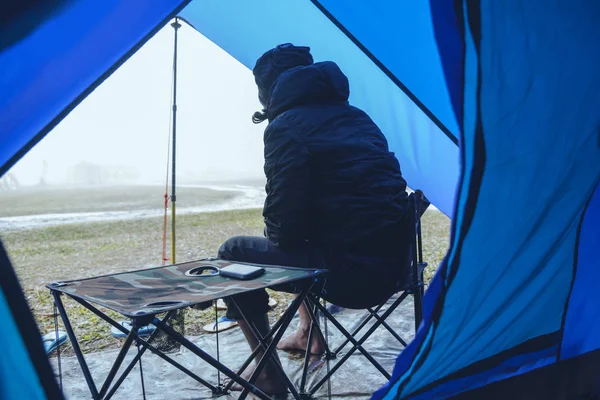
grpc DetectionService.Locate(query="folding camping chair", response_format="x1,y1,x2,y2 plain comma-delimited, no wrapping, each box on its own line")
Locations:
297,190,430,397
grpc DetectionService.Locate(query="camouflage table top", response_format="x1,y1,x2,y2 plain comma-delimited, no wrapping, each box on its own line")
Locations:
47,259,326,318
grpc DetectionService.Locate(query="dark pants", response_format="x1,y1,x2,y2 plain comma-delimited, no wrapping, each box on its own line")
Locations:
218,236,410,320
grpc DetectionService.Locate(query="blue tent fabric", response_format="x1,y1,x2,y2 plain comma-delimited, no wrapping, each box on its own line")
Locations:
1,1,600,399
180,0,460,217
429,0,465,134
374,1,600,398
0,0,461,217
561,181,600,360
0,1,76,53
0,293,46,399
0,0,190,177
0,242,62,399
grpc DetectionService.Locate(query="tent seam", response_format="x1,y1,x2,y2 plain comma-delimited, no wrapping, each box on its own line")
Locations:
395,0,485,396
371,1,468,397
308,0,459,146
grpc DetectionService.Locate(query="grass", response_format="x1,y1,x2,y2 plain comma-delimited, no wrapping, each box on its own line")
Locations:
2,197,450,355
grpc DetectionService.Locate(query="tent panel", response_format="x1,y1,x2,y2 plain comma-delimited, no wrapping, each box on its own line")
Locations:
376,1,600,398
441,0,479,271
371,268,446,400
561,181,600,360
180,0,459,216
0,289,46,399
379,3,483,395
315,0,459,138
401,1,600,395
373,2,472,397
411,343,557,399
429,0,465,132
453,349,600,399
0,1,75,53
0,0,188,176
0,242,62,399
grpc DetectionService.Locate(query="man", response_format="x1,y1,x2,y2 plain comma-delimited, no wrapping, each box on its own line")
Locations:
218,44,412,394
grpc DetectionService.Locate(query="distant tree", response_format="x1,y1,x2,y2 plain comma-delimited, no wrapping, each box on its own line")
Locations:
38,160,48,186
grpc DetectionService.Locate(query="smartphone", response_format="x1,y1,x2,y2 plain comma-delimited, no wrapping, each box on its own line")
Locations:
219,263,265,280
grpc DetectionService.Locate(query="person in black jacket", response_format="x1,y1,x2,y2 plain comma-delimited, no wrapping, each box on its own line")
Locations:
218,44,412,394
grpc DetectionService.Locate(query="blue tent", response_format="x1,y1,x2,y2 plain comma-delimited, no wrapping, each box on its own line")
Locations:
1,1,598,399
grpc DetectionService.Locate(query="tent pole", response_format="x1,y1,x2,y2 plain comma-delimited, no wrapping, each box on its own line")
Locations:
170,17,181,264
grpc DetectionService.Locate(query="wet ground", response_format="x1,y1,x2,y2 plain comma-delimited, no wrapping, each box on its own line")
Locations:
0,184,265,232
50,296,416,400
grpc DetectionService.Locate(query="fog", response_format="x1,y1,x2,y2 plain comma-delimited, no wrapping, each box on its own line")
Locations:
6,21,266,187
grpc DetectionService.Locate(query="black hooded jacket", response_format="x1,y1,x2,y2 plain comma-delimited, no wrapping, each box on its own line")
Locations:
260,61,410,252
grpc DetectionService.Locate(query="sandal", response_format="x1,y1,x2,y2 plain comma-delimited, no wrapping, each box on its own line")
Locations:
42,331,68,354
203,316,239,333
111,320,156,339
215,297,278,311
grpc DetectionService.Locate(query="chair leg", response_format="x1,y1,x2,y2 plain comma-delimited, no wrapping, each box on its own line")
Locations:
334,302,385,354
307,294,406,395
414,191,426,331
413,292,423,333
367,306,408,347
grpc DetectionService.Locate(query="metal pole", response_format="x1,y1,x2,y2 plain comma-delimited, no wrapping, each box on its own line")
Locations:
170,17,181,264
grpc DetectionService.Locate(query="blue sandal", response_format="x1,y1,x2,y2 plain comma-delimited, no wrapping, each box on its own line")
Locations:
111,320,156,338
203,316,239,333
42,331,68,354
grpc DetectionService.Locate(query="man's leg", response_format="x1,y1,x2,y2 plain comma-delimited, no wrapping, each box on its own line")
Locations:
217,237,287,394
219,236,327,353
218,236,278,322
217,236,327,392
276,293,326,355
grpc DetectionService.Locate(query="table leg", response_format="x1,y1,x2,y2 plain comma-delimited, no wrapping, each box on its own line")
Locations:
238,283,315,400
152,317,272,400
52,291,100,400
68,297,218,395
230,297,302,400
99,326,138,397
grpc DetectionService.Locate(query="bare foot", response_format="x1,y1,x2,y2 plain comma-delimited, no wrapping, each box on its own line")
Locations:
229,361,288,396
277,328,325,355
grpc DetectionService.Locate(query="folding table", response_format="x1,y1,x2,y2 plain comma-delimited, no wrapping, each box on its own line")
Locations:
47,258,326,400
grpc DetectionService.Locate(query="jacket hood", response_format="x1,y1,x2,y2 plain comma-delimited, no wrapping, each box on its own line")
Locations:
253,43,314,108
265,61,350,120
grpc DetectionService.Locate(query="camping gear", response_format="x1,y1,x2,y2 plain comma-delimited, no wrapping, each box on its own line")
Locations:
42,331,68,354
202,316,238,333
110,321,156,339
296,190,429,396
47,259,326,399
215,297,277,312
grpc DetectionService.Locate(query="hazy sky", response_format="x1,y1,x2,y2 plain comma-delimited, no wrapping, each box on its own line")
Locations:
8,22,266,185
